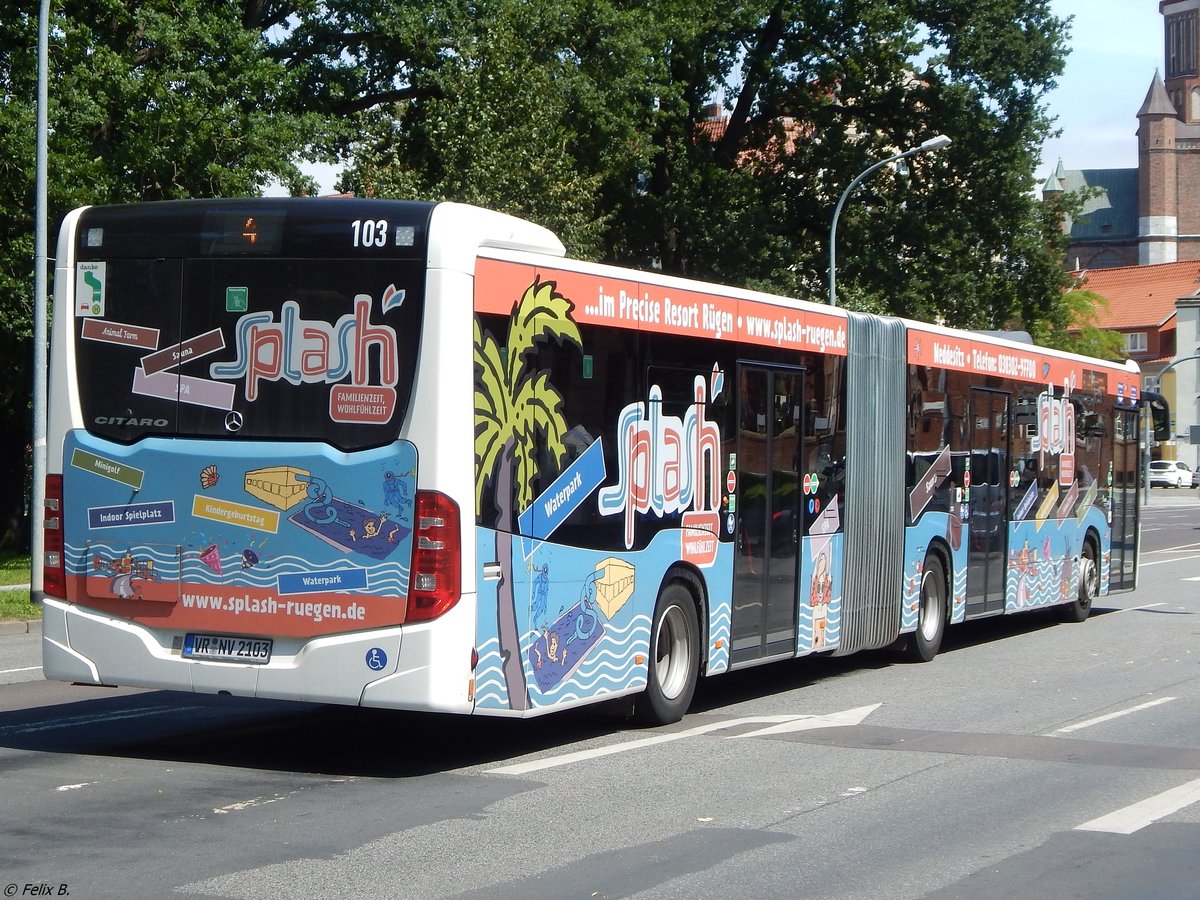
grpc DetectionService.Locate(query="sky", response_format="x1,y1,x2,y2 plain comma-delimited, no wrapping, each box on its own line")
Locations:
1037,0,1164,180
297,1,1164,195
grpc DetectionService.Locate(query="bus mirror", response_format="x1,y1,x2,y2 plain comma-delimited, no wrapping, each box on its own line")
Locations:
1143,391,1171,442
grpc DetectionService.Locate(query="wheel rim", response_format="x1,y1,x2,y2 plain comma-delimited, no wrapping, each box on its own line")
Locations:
1079,551,1097,605
653,604,692,700
918,568,943,642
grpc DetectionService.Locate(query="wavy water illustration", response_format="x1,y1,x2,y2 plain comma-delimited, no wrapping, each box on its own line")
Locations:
951,567,968,622
823,595,843,646
68,541,410,595
475,616,657,709
1005,556,1075,611
523,614,653,705
708,601,732,673
901,568,919,632
473,637,510,708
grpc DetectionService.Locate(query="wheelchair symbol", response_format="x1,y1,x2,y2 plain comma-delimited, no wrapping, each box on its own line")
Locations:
365,647,388,671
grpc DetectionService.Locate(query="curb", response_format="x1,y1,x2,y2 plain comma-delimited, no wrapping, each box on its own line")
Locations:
0,619,41,636
1,582,38,635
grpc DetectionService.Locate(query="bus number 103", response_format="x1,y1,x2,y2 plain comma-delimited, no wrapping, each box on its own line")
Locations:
351,218,389,248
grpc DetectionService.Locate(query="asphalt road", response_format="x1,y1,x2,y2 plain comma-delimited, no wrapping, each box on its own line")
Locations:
1,490,1197,899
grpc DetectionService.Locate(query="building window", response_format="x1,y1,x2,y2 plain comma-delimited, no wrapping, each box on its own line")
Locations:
1124,332,1148,354
1167,11,1199,79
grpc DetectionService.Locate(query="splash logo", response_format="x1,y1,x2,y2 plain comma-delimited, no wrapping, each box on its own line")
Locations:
1031,380,1076,487
211,286,404,421
598,373,722,549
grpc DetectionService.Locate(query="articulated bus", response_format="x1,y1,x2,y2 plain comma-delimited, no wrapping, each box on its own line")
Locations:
40,198,1152,725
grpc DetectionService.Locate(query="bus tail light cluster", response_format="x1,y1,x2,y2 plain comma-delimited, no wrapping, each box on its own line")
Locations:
406,490,461,622
43,475,66,598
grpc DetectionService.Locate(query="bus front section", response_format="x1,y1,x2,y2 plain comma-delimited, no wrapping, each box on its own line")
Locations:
40,199,490,711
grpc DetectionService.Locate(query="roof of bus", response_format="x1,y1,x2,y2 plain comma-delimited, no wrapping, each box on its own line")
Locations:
478,246,850,318
478,246,1138,378
899,316,1140,377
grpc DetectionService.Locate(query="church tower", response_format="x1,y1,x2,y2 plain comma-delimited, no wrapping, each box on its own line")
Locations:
1137,72,1179,264
1135,1,1200,264
1162,0,1200,121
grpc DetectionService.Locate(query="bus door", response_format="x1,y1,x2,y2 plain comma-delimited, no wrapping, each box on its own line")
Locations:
1109,407,1140,589
966,388,1009,616
732,364,803,664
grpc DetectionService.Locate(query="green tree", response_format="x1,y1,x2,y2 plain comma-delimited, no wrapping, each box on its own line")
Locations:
0,0,325,548
0,9,41,545
1050,288,1125,361
323,0,1076,338
327,0,663,257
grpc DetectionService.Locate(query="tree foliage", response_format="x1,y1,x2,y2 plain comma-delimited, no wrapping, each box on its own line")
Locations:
1,0,1099,549
0,0,325,547
319,1,1075,328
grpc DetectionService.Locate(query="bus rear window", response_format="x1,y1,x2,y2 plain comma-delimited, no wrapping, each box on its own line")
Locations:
74,257,425,450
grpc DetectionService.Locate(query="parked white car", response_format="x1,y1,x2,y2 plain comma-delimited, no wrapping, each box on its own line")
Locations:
1149,459,1193,488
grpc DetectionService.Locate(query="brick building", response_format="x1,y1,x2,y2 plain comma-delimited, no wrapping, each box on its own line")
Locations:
1044,1,1200,270
1050,3,1200,469
1068,261,1200,467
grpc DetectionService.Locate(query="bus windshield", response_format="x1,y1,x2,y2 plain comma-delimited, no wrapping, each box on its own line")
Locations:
72,201,429,450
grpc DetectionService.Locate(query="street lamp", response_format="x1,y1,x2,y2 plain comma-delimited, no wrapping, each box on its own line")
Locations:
827,134,952,307
32,0,50,593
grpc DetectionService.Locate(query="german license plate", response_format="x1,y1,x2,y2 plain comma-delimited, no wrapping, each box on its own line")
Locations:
182,633,272,664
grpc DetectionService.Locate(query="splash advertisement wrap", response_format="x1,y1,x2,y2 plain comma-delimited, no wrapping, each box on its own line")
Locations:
61,431,418,638
1005,506,1112,612
472,533,735,710
473,266,738,711
798,502,846,653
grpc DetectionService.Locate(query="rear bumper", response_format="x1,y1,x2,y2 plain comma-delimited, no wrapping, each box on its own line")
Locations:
39,592,477,713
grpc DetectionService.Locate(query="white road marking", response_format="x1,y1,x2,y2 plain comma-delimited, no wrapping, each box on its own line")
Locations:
732,703,882,738
213,795,287,815
1076,776,1200,834
486,715,802,775
1139,554,1200,567
1109,603,1165,615
1144,541,1200,554
1050,697,1176,734
56,782,96,792
0,705,207,736
486,705,882,776
0,666,42,675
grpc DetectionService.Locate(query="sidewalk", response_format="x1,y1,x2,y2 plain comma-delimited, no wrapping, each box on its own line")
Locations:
0,583,40,636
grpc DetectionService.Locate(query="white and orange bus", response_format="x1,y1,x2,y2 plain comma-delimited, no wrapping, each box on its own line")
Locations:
39,198,1151,724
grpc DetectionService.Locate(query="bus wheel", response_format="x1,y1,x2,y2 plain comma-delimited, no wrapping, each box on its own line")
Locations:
635,582,700,726
1061,539,1098,623
903,555,947,663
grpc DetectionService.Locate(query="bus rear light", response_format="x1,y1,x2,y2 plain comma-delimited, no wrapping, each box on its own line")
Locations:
43,475,66,598
406,490,461,622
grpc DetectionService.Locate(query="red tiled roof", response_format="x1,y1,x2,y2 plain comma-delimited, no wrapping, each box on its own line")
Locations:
1069,260,1200,329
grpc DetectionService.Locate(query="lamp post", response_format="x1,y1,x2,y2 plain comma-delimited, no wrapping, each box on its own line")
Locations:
32,0,50,593
828,134,952,307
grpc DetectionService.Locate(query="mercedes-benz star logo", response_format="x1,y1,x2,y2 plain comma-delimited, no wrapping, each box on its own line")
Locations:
224,411,244,432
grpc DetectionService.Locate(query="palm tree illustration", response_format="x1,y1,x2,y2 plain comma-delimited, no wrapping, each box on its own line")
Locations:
475,278,581,710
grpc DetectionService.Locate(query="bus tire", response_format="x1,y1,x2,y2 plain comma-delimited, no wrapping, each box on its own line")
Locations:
1061,537,1098,623
635,581,700,726
902,554,947,663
